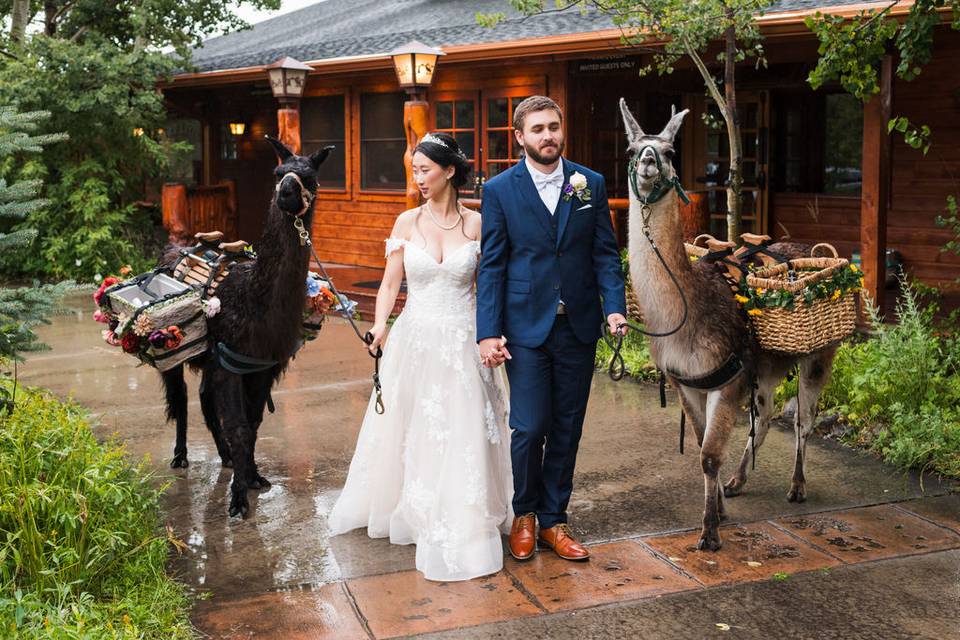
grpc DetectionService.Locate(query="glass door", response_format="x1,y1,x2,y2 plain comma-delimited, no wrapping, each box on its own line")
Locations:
696,90,770,238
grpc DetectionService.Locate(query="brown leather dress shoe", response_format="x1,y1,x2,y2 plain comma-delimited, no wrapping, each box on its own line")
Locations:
538,523,590,561
508,513,537,560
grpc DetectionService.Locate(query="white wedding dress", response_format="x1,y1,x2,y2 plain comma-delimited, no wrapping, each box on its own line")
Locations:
328,237,513,582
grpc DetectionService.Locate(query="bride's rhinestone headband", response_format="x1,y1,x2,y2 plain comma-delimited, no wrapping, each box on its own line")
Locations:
420,133,449,148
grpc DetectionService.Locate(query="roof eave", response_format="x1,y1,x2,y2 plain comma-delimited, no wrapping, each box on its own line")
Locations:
161,1,929,89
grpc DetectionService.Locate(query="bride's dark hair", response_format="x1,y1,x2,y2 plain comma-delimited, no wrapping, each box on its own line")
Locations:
414,132,472,193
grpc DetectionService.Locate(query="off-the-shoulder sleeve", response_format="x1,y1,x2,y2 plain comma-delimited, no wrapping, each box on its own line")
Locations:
384,237,406,258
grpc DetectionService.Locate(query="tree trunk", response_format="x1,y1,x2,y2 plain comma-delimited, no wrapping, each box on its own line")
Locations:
44,2,58,37
10,0,30,42
723,17,743,242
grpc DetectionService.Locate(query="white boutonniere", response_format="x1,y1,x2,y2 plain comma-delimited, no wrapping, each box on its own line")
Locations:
562,171,591,203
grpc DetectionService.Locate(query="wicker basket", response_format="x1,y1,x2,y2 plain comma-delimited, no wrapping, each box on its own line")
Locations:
745,257,857,354
104,273,208,372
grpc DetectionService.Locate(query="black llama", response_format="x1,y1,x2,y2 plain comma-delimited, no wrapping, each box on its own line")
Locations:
160,136,332,517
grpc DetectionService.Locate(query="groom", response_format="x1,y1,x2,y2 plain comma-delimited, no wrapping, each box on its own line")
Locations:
477,96,626,561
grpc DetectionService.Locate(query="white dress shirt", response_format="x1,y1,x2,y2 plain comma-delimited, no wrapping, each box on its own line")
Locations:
526,157,564,215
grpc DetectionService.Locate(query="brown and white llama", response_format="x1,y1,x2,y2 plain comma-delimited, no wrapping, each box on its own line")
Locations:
619,99,838,550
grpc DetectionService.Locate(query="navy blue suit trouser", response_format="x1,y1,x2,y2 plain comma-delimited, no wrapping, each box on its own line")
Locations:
504,314,597,529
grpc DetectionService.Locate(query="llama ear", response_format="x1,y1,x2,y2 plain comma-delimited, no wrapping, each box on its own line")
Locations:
619,98,644,144
265,135,294,162
309,145,335,170
658,107,689,143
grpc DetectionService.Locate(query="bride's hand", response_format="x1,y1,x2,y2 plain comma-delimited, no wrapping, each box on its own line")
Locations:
368,323,387,353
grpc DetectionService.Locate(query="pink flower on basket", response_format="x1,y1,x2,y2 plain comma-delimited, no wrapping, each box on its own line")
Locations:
204,296,221,318
101,330,121,347
93,277,119,306
93,310,108,324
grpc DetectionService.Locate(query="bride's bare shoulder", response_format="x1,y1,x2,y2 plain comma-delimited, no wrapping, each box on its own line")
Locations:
391,208,422,237
461,206,482,240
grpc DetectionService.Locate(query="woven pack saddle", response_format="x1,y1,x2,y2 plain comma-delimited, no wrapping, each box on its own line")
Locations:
170,230,254,297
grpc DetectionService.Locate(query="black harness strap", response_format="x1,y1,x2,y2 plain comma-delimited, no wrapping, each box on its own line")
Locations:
216,341,278,375
666,352,745,391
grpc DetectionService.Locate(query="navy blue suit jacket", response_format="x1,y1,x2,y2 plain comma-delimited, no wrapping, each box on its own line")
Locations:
476,158,626,348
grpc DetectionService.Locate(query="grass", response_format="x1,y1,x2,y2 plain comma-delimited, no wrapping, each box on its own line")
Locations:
0,382,195,639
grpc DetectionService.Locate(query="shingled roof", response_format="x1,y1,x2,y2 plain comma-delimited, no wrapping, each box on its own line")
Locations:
187,0,885,74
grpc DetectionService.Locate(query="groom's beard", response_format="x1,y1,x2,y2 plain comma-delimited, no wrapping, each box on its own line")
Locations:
522,139,565,165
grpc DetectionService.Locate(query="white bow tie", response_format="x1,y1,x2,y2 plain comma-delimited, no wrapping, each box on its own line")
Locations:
533,174,564,191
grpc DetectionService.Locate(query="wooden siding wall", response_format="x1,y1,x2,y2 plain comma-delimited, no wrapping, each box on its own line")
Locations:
302,60,565,268
770,27,960,288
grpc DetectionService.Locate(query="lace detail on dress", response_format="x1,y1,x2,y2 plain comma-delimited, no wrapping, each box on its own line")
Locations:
385,237,406,258
327,234,512,582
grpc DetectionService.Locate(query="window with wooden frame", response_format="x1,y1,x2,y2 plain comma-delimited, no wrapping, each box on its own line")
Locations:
359,91,407,191
771,91,862,196
483,90,533,180
301,94,347,190
432,92,479,192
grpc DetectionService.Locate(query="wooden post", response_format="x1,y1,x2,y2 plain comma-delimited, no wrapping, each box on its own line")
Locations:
278,105,301,154
860,54,892,316
162,183,190,244
221,178,238,241
403,98,430,211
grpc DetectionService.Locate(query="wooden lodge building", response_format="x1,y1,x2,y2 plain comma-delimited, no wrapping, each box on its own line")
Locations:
160,0,960,311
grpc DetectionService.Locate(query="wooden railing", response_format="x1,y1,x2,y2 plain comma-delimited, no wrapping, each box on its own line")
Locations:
162,180,238,244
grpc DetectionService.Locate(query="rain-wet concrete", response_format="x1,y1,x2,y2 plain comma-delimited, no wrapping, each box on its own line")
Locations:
20,292,960,638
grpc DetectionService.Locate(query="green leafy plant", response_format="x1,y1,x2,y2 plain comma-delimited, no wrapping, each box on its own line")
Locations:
0,384,194,638
482,0,773,240
781,279,960,478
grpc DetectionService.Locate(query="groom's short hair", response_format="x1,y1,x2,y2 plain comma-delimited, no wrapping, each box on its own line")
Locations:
513,96,563,132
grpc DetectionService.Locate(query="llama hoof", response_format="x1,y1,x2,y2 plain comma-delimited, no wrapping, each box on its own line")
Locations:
228,492,250,518
697,532,722,552
722,479,743,498
170,453,189,469
787,486,807,503
249,474,271,490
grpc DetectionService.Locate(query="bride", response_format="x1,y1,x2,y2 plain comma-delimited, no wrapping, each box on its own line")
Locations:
328,132,513,581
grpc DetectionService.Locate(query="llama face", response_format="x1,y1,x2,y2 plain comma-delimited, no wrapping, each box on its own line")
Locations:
618,99,688,201
265,136,333,215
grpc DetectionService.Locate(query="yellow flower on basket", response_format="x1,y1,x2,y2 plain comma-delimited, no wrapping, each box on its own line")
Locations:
734,294,749,304
850,264,859,273
689,255,700,262
858,277,864,288
831,289,841,301
754,288,765,296
747,308,763,316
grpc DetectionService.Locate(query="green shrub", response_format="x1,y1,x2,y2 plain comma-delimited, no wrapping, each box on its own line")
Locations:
786,279,960,478
0,384,194,639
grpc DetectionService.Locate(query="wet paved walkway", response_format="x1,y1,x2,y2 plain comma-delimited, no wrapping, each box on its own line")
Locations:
22,293,960,639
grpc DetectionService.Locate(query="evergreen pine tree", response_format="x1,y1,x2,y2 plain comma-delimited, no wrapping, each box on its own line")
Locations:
0,107,72,374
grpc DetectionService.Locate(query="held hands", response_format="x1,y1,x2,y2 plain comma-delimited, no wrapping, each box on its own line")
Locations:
479,336,511,368
607,313,629,336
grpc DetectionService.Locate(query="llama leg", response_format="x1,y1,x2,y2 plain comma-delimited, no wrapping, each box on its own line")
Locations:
200,368,232,468
724,364,788,497
698,385,738,551
788,348,835,503
242,372,274,490
676,384,707,447
162,365,190,468
217,373,254,518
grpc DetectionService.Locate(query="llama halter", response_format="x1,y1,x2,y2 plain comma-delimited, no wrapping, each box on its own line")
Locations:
627,145,690,221
276,171,315,218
